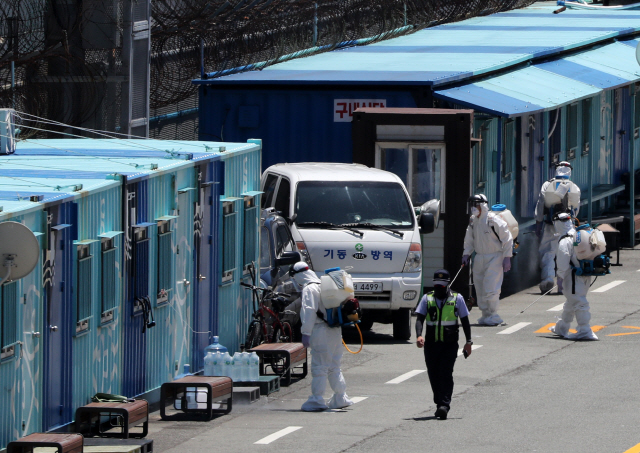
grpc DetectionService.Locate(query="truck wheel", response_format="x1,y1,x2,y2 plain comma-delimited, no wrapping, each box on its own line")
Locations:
392,308,411,341
358,318,374,331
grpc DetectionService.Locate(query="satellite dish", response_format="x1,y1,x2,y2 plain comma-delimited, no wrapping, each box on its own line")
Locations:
0,221,40,285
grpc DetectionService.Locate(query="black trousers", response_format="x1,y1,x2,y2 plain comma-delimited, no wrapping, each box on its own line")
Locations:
423,341,458,409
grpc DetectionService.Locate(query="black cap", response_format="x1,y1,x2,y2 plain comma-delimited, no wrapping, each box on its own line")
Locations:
433,269,451,286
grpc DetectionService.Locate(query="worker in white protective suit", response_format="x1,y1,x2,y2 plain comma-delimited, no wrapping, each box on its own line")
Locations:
462,194,513,326
291,262,353,411
549,213,598,340
534,162,580,294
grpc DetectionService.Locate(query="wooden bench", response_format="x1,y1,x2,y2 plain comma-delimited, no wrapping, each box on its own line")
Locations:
7,433,83,453
75,400,148,439
160,376,232,420
249,343,308,386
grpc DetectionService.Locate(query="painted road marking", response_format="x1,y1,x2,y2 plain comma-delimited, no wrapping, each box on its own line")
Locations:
457,344,483,357
568,326,605,334
548,303,564,312
623,442,640,453
255,426,302,445
497,322,531,334
607,326,640,337
592,280,626,293
536,323,605,334
386,370,426,384
535,323,556,333
350,397,368,404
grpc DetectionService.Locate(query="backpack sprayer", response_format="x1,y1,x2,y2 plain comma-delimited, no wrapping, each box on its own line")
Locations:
320,267,363,354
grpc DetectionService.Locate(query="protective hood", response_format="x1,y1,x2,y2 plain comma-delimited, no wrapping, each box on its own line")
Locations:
476,203,489,219
292,269,321,288
555,163,572,179
554,213,574,236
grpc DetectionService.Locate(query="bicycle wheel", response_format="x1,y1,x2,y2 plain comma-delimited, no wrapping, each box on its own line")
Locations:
273,321,293,343
269,322,293,376
245,321,264,350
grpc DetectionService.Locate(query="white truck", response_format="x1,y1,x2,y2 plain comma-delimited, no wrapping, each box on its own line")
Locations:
260,163,437,339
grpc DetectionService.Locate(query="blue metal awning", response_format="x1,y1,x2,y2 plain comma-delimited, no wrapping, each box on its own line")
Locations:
434,41,640,118
434,66,600,117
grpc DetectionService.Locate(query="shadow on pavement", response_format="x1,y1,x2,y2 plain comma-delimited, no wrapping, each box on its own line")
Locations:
341,325,412,345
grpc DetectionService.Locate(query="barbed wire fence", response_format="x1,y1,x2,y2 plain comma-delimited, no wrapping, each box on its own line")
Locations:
0,0,536,140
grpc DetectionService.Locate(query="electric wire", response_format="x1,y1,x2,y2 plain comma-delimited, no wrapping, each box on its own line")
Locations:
0,0,537,141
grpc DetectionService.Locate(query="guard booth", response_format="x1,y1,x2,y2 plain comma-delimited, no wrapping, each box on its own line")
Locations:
351,108,474,293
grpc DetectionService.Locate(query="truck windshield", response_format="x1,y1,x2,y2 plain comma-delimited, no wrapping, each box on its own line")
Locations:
295,181,414,228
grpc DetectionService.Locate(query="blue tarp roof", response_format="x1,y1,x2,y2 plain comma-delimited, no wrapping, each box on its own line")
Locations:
194,4,640,87
433,41,640,117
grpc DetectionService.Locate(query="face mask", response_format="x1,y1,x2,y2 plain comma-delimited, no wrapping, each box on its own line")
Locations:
434,286,448,300
471,207,480,217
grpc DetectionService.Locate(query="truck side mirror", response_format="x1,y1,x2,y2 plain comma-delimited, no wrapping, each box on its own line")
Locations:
419,213,435,235
275,251,302,266
417,199,440,234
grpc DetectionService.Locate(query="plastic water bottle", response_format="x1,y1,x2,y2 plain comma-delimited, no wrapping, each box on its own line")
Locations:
221,352,233,379
250,352,260,381
204,353,214,376
233,352,245,381
242,352,252,382
211,352,222,376
175,363,192,379
204,336,228,355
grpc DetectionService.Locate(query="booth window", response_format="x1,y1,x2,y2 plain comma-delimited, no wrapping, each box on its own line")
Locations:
582,98,592,155
566,102,578,160
502,120,515,181
101,238,117,324
243,195,259,273
76,244,92,333
274,178,291,218
1,281,18,359
222,201,236,284
157,221,172,304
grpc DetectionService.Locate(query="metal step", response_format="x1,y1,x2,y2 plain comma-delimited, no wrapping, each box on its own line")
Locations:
232,386,260,404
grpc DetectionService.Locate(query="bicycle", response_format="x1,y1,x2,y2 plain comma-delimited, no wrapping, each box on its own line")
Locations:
241,281,294,348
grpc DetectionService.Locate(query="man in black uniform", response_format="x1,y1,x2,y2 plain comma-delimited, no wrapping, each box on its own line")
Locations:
415,269,473,420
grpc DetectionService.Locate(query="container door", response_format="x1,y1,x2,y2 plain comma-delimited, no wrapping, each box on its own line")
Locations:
175,191,193,370
375,142,446,286
193,182,215,370
42,206,74,430
122,182,148,397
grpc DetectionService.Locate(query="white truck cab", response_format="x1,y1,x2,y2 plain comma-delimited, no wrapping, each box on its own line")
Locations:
261,163,436,340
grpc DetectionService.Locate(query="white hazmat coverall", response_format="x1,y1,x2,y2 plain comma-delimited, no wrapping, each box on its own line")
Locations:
463,203,513,325
534,166,580,294
550,221,598,341
296,269,353,411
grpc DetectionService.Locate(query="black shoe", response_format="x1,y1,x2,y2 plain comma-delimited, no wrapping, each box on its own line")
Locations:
435,406,448,420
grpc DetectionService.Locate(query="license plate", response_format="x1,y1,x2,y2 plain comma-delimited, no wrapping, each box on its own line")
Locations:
354,281,383,293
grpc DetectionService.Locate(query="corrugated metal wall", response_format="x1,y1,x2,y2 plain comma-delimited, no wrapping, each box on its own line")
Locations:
199,88,417,170
72,189,123,409
217,146,262,353
0,142,262,449
0,212,45,448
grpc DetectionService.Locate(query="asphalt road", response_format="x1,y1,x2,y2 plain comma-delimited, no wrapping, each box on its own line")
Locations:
149,246,640,453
